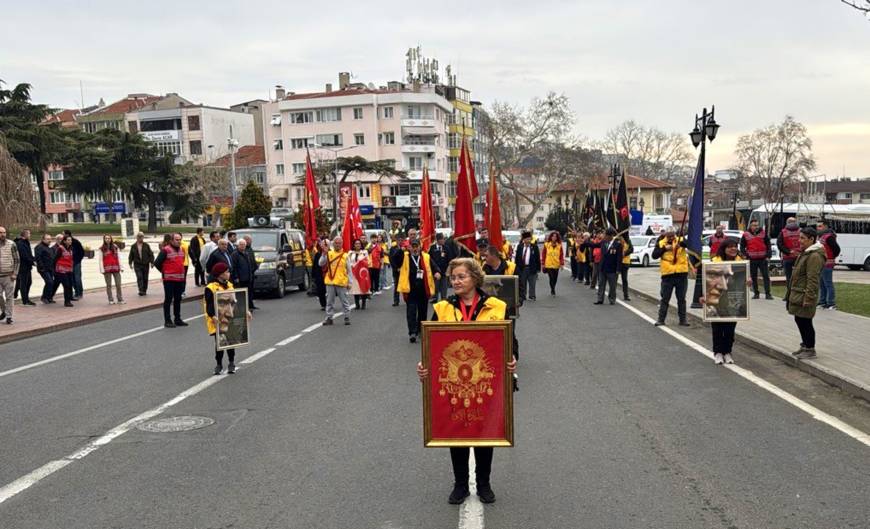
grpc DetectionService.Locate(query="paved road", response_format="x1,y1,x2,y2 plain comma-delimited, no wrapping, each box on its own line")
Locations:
0,272,868,528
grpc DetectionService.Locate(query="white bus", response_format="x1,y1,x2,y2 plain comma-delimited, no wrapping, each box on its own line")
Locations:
749,203,870,271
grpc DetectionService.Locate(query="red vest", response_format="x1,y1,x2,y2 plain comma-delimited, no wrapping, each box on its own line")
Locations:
743,230,767,260
162,245,186,282
709,233,727,257
819,232,836,268
779,227,801,261
102,247,121,273
55,246,73,274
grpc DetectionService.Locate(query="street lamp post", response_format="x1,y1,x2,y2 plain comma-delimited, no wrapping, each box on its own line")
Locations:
227,138,240,208
688,106,720,308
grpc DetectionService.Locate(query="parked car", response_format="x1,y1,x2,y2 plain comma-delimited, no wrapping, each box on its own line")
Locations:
630,235,661,267
270,207,294,220
233,226,309,298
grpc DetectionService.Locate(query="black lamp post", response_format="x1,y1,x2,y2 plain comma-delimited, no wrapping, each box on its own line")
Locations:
689,106,720,309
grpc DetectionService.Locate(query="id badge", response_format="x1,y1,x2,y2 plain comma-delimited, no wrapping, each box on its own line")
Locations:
416,270,424,279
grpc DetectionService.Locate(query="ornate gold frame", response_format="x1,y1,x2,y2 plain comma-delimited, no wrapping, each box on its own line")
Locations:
421,321,514,447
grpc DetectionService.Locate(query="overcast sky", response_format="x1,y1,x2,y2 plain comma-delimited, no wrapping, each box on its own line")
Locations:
3,0,869,178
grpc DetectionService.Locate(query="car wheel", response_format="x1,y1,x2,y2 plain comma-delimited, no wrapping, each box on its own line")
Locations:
642,255,649,267
275,275,286,298
298,270,309,291
864,256,870,272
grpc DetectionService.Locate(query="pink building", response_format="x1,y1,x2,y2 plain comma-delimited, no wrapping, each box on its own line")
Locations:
261,74,454,227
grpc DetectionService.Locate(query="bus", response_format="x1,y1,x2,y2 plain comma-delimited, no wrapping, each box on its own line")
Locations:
749,203,870,271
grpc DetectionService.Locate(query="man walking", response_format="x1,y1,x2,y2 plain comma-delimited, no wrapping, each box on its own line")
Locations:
154,233,188,328
14,229,35,306
514,230,540,304
231,238,258,310
320,236,352,326
0,226,20,324
777,217,802,303
429,232,453,302
128,232,154,296
34,233,55,304
189,228,207,287
64,229,85,299
816,220,840,310
619,235,633,301
396,238,441,343
651,226,690,326
740,219,773,300
593,228,622,305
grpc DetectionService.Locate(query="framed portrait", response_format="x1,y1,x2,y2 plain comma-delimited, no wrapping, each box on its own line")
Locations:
481,275,519,318
214,288,251,350
702,261,750,322
421,321,514,447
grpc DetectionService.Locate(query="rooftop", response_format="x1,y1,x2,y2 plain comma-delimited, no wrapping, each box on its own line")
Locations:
82,94,162,117
211,145,265,167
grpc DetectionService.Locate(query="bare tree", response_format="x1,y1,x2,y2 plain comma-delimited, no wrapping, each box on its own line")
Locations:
600,120,693,181
734,116,816,230
0,140,41,227
840,0,870,14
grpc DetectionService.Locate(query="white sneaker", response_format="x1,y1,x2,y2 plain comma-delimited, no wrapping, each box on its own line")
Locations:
724,353,734,364
714,353,724,365
119,300,126,304
109,300,116,305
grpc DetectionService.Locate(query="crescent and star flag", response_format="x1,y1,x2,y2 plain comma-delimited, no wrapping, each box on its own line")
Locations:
351,257,371,293
342,184,364,252
453,136,478,255
419,164,436,251
485,170,505,256
303,149,320,248
614,171,631,235
685,146,706,266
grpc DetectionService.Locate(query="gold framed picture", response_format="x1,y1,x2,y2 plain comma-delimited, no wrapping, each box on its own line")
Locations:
214,288,251,350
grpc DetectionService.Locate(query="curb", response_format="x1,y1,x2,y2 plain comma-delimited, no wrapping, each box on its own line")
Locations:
0,293,204,346
627,284,870,403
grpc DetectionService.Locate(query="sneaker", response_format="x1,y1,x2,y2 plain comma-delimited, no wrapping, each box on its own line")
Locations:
23,301,36,306
654,320,665,327
323,318,334,326
344,317,350,326
164,321,176,328
227,363,235,374
410,334,417,343
174,320,189,327
826,305,838,311
5,318,12,325
109,300,116,305
714,353,724,365
477,483,496,504
796,348,817,359
213,365,222,375
791,346,806,356
448,484,470,505
624,297,631,301
724,353,735,364
119,300,126,305
593,301,603,305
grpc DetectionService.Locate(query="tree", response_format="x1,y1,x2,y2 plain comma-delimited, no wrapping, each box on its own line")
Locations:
600,120,693,182
224,180,272,229
734,116,816,231
544,199,573,235
290,202,330,236
840,0,870,15
0,80,66,217
0,140,41,227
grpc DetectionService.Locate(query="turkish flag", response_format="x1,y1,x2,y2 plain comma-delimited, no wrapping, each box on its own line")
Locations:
352,258,371,293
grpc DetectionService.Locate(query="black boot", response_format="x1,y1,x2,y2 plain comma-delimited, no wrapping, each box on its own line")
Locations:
476,483,496,503
448,483,470,504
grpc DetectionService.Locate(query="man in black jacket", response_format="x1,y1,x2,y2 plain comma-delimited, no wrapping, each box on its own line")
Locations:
14,229,35,305
389,235,406,306
128,232,155,295
63,230,85,299
428,232,454,302
34,233,55,303
206,239,233,280
593,228,623,305
189,227,206,286
514,230,541,304
230,238,258,310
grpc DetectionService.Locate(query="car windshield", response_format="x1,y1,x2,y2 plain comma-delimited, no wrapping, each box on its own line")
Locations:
236,232,278,252
630,237,646,247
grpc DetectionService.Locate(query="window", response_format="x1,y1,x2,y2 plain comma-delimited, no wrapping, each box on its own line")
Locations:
316,133,343,147
292,163,306,175
861,193,870,200
271,114,282,126
189,140,202,155
49,191,66,204
140,118,182,132
387,183,423,196
537,216,545,223
289,111,313,124
128,121,139,134
188,115,201,131
354,133,365,146
382,106,394,119
447,182,457,198
380,132,395,145
315,108,341,122
406,105,421,118
273,139,284,150
290,137,310,149
359,185,371,198
154,141,182,157
276,164,285,176
353,107,363,120
408,156,423,171
48,170,64,181
295,187,303,202
448,156,459,172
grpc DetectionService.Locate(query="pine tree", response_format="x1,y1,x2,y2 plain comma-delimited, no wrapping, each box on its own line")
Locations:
225,180,272,229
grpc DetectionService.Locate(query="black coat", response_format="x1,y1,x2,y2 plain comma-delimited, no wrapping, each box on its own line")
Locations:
514,243,541,273
596,239,623,274
70,238,85,264
428,242,454,273
34,242,53,273
128,242,154,267
206,249,233,274
14,237,34,269
230,249,254,283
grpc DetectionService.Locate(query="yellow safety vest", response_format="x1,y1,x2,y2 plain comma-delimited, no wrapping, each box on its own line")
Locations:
397,251,435,296
324,250,349,287
433,296,507,321
658,237,689,276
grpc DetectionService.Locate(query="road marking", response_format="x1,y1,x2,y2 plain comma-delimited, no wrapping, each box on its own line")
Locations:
275,334,301,347
302,322,322,333
458,451,484,529
616,299,870,447
0,314,204,379
0,314,327,506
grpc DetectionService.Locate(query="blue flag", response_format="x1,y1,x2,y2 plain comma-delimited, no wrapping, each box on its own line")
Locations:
686,147,705,265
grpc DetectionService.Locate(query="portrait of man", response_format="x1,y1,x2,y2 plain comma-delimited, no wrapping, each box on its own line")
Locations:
215,288,250,349
481,275,519,317
702,262,749,321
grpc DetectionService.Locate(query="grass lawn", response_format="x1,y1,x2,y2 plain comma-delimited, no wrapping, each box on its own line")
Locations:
9,223,195,236
770,283,870,318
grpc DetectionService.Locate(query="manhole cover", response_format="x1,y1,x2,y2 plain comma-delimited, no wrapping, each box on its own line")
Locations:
136,415,215,433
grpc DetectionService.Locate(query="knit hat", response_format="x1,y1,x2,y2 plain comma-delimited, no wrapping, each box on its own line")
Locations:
212,262,229,276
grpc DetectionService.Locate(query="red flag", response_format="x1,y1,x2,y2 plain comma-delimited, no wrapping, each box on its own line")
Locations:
342,185,364,251
454,137,478,255
419,164,436,251
303,149,320,248
351,258,371,293
486,171,505,255
461,136,480,199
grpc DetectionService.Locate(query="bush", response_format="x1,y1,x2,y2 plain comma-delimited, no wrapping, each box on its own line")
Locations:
224,181,272,229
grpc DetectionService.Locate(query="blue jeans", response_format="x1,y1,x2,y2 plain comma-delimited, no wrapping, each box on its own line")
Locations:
73,261,83,297
819,267,835,306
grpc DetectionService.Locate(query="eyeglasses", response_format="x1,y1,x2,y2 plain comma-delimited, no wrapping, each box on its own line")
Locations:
448,274,470,282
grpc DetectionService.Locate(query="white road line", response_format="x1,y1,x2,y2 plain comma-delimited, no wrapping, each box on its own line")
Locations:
0,314,204,379
0,315,326,506
275,334,302,347
616,299,870,447
458,451,484,529
302,322,322,333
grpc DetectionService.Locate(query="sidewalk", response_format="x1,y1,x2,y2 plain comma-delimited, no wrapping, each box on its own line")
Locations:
626,268,870,402
0,278,204,345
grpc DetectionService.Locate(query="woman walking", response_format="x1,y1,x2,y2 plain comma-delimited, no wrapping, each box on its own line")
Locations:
203,262,250,375
788,227,826,359
700,238,748,365
541,231,564,295
348,239,371,310
417,257,517,505
98,235,125,304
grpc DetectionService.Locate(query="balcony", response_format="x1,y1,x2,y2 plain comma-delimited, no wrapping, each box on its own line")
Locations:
401,139,437,154
401,116,439,130
405,169,445,181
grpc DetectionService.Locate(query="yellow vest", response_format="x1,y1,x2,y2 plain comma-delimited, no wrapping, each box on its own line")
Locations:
304,248,313,267
575,244,587,263
203,280,235,335
711,255,744,263
324,250,349,287
621,237,632,265
502,241,512,259
397,251,435,296
433,296,507,321
658,237,689,276
381,243,390,265
181,240,190,266
543,242,562,269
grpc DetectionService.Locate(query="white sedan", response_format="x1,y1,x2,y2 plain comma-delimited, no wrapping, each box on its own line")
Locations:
629,235,660,267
